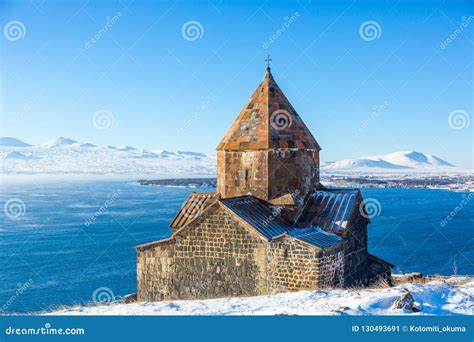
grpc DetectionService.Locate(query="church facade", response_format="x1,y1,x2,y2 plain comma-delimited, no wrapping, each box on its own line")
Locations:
135,66,393,302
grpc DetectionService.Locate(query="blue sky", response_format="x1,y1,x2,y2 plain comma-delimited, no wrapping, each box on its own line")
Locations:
1,0,472,167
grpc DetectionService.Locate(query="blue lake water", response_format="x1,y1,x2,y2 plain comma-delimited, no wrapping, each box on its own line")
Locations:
0,181,473,313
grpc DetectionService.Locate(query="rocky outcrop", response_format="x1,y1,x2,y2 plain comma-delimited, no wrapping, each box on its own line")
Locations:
392,291,420,312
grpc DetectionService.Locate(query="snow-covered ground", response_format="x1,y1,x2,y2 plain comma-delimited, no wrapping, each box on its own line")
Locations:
47,277,473,316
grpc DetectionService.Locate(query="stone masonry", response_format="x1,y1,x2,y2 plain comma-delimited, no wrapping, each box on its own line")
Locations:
137,203,348,301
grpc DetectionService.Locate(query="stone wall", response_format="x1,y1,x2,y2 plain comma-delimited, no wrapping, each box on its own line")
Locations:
315,243,346,287
137,205,268,301
342,195,369,286
217,149,319,202
217,150,269,199
267,237,346,290
267,149,319,201
265,236,318,292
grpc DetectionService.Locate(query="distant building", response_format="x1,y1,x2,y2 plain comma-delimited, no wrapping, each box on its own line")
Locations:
135,66,393,301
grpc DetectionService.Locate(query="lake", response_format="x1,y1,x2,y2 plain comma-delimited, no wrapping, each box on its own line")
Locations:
0,181,472,313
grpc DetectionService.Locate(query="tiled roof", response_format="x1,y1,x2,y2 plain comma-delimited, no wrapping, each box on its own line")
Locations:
169,189,361,248
289,227,344,248
217,68,321,151
221,196,296,240
296,189,359,232
170,192,219,229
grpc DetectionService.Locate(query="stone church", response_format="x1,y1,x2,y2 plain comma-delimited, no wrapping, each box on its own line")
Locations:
135,65,393,302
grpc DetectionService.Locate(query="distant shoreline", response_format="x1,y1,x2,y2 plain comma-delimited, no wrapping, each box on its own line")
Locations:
137,176,473,191
1,174,471,192
137,178,217,188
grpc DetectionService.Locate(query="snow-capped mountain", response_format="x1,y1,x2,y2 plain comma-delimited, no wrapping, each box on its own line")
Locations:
382,151,454,168
0,137,216,178
42,137,78,148
324,151,456,171
117,146,136,151
0,137,32,147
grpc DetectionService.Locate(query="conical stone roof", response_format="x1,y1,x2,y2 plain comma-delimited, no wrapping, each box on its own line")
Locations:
217,68,321,151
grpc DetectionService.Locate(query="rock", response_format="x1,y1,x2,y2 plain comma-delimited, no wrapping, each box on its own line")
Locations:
393,292,419,312
123,293,137,304
393,272,423,283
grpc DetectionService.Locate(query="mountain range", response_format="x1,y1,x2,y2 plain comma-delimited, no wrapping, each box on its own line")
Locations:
0,137,466,178
0,137,215,178
324,151,455,170
1,137,209,159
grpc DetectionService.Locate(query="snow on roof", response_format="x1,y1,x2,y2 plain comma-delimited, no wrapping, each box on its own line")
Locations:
296,189,359,232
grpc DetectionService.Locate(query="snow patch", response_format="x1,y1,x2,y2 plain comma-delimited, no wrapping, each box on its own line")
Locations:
46,277,473,316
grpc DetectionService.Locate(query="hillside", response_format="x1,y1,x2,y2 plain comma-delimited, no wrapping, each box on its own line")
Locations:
0,137,31,147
